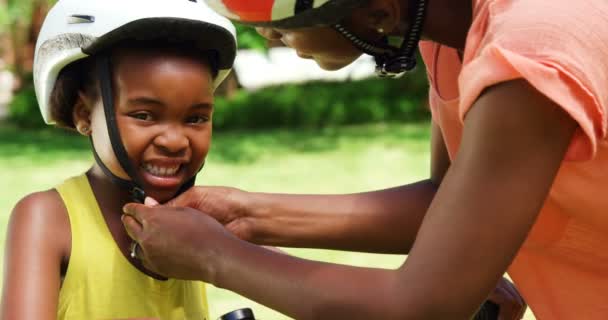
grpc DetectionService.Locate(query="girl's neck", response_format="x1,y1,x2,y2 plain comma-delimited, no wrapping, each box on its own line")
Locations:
86,166,167,280
86,166,133,213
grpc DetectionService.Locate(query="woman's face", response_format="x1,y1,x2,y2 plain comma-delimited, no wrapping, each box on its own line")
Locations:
256,25,365,70
254,2,392,71
85,47,215,203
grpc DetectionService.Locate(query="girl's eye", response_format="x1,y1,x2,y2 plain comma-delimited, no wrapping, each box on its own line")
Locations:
130,112,153,121
186,115,209,124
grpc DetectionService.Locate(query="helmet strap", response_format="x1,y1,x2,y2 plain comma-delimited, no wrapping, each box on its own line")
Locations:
94,55,146,203
89,136,145,201
332,0,428,78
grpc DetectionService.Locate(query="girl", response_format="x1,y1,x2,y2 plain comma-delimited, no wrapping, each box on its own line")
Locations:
124,0,607,319
0,0,236,319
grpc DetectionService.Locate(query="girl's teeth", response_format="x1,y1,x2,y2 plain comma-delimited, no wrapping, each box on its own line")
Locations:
144,164,180,176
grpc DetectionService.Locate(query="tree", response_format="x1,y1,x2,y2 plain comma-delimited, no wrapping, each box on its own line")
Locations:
0,0,53,90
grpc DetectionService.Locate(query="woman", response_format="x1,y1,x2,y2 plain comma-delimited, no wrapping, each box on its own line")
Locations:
123,0,608,319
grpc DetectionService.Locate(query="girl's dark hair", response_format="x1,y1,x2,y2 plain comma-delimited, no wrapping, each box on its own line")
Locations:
50,57,98,129
49,40,220,129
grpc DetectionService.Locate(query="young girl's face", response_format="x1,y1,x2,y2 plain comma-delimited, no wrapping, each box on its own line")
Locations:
81,47,215,202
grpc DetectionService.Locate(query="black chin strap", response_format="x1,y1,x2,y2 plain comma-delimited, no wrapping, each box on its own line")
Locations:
95,55,146,203
332,0,428,78
92,55,199,203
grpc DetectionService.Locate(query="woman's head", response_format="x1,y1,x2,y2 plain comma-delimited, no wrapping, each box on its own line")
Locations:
207,0,414,73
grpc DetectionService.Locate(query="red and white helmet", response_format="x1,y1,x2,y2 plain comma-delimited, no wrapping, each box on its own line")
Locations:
204,0,367,28
34,0,237,125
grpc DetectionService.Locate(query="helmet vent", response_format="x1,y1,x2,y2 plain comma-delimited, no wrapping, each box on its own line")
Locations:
68,15,96,24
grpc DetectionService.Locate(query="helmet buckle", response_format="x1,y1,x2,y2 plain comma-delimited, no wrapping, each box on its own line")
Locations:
375,55,417,78
130,187,146,204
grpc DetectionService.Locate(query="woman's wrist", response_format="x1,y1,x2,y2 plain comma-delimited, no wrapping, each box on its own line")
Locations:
236,190,273,244
207,232,265,289
238,192,336,248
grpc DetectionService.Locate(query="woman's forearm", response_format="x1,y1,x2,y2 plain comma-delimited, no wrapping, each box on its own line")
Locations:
213,238,410,320
245,179,438,254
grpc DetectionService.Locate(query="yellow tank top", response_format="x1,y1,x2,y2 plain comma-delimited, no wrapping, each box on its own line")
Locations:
55,174,209,320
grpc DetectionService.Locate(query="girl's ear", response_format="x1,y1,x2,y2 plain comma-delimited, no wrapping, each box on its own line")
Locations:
355,0,402,35
73,91,93,136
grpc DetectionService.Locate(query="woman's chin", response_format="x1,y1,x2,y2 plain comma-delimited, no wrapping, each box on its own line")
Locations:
315,59,349,71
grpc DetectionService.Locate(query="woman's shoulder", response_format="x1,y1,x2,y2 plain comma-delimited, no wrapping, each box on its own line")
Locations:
9,189,71,257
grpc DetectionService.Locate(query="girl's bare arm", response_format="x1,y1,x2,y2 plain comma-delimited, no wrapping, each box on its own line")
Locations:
1,190,70,320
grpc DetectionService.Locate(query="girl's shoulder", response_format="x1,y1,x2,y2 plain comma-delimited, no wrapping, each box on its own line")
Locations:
2,190,72,318
9,189,71,260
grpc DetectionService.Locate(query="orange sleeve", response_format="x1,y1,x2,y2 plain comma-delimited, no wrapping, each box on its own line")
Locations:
459,0,607,161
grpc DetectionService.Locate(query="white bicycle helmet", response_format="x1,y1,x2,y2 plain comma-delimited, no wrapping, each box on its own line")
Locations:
34,0,237,125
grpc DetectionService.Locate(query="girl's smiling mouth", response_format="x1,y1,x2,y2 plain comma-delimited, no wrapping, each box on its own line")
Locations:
143,163,181,176
140,160,189,189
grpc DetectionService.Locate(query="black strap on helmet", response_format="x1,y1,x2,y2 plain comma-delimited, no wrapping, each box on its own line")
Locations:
93,55,146,203
332,0,428,78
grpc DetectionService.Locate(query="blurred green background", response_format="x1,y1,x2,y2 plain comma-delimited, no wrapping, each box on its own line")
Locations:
0,1,535,319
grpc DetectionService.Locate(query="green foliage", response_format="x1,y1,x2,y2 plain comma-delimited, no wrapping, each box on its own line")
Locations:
5,72,429,130
0,1,28,30
8,74,45,128
0,0,54,32
235,24,267,51
214,74,430,130
8,85,44,128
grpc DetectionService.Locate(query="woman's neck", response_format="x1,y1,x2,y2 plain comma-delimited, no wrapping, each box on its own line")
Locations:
409,0,473,50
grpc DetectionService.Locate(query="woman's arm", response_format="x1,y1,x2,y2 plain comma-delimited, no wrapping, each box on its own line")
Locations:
168,122,450,254
1,190,70,320
125,79,572,319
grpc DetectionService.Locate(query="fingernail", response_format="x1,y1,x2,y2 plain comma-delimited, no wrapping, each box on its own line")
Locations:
145,197,159,207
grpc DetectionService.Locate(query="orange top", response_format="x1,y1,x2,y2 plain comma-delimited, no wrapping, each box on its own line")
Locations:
419,0,608,319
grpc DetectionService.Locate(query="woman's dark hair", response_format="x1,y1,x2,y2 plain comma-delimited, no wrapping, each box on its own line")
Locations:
49,40,220,129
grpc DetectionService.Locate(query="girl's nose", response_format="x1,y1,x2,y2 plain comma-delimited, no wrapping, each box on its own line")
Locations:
154,127,189,154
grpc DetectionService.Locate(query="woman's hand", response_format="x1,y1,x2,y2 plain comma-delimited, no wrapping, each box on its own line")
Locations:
166,186,256,242
122,197,239,281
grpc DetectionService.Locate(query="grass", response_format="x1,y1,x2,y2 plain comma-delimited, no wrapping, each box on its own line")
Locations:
0,122,534,319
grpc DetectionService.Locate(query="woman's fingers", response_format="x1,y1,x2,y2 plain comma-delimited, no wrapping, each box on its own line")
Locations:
122,214,144,242
144,197,159,207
